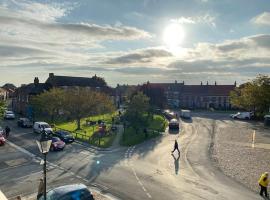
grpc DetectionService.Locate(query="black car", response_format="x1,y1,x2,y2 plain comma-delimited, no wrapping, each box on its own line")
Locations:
53,130,75,143
17,118,33,128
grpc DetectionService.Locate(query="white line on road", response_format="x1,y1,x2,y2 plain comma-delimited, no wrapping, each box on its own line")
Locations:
125,146,152,199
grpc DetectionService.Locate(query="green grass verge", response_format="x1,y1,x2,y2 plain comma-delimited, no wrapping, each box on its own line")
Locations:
121,114,167,146
55,113,118,148
120,127,160,146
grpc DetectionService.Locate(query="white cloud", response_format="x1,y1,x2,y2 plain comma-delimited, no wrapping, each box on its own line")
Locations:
171,14,216,27
251,12,270,26
105,48,172,65
0,0,73,22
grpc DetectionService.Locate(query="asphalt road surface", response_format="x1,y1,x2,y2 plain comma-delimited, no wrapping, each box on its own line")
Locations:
0,114,261,200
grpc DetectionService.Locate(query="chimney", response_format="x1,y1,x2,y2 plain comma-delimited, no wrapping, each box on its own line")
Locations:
34,77,39,86
201,81,203,86
182,81,185,85
49,73,54,78
175,80,177,84
207,81,209,85
215,81,217,86
234,81,237,86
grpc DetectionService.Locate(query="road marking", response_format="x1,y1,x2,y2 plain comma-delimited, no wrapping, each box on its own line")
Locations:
182,125,200,179
6,140,37,158
252,130,256,148
125,146,152,199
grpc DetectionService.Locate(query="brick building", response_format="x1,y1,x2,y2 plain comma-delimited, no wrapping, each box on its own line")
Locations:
142,81,236,109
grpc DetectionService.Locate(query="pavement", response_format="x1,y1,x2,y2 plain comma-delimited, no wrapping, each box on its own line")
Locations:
0,114,264,200
211,114,270,193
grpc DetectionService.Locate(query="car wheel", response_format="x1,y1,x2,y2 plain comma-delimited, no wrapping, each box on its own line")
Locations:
245,117,249,120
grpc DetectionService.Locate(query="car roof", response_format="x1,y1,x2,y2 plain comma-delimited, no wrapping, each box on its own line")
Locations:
35,122,49,125
50,184,88,195
170,119,178,123
19,118,29,120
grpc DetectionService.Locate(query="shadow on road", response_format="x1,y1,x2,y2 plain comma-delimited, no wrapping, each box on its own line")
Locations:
171,153,180,175
168,129,180,134
180,118,193,123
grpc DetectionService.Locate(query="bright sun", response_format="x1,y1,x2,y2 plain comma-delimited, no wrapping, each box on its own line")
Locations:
163,23,185,49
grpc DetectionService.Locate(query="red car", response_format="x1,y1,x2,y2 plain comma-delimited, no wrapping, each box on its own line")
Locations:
50,137,65,151
0,133,6,146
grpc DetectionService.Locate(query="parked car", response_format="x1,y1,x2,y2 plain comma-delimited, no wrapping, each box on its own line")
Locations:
264,115,270,127
17,118,33,128
4,111,15,120
230,112,254,120
164,110,176,120
180,109,191,119
0,133,6,146
169,118,180,130
50,137,65,151
38,184,94,200
33,122,53,134
53,130,75,143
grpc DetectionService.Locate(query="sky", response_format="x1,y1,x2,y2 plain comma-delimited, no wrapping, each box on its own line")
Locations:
0,0,270,86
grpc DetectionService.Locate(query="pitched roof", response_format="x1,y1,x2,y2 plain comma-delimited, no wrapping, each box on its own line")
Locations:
46,74,106,87
17,83,50,95
143,83,235,96
182,85,235,96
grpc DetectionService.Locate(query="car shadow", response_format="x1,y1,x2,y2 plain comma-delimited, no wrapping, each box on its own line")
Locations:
168,129,180,134
180,118,193,123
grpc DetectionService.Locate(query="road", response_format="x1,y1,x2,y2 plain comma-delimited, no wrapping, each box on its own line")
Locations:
0,114,261,200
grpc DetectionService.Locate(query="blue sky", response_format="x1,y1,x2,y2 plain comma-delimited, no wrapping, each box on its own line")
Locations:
0,0,270,86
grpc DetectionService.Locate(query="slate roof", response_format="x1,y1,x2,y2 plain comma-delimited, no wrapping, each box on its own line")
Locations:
17,83,50,95
46,75,106,87
182,85,235,96
144,83,235,96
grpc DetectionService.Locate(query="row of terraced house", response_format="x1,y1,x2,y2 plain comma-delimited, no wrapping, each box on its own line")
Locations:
12,73,237,118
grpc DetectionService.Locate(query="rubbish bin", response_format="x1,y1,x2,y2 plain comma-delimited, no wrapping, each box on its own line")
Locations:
264,115,270,127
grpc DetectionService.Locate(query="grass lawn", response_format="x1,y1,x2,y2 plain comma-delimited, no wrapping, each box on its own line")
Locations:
121,114,167,146
55,113,118,148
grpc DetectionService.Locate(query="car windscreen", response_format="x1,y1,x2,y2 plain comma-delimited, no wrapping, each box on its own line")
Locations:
41,124,50,129
52,137,60,142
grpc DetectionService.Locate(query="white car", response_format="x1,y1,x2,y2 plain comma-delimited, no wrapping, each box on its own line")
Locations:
230,112,253,120
4,111,15,120
180,109,191,119
33,122,53,134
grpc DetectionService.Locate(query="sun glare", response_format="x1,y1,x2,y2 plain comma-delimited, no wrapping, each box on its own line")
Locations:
163,23,185,49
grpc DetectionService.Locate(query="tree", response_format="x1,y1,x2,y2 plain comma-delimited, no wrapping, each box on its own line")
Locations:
230,75,270,117
0,100,6,118
63,87,114,130
31,88,65,123
141,84,166,108
125,92,150,134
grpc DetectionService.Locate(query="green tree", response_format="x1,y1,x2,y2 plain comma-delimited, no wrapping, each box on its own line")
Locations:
0,100,6,119
125,92,150,134
63,87,114,130
230,75,270,117
31,88,65,123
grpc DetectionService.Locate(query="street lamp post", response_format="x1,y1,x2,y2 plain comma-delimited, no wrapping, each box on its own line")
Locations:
36,130,52,200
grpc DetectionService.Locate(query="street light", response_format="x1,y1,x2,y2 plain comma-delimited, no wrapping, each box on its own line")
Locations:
36,131,52,200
